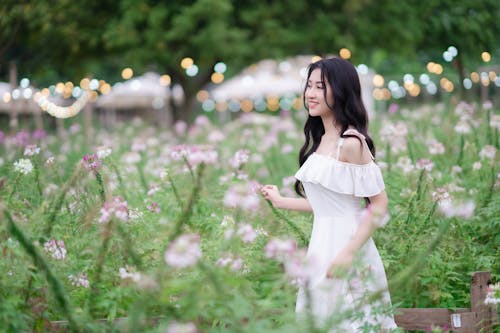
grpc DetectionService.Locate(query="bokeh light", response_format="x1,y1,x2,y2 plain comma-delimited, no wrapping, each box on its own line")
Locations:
121,67,134,80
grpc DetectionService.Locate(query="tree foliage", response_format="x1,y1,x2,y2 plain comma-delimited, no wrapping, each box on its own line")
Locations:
1,0,499,119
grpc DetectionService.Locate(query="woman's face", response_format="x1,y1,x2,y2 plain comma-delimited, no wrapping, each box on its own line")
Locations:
305,68,334,118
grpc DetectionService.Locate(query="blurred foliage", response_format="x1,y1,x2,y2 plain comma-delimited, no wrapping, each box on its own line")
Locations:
0,0,499,119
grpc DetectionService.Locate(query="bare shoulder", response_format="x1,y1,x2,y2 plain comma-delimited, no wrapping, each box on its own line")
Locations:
341,137,373,165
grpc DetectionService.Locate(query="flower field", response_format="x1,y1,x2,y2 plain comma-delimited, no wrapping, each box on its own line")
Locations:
0,100,499,332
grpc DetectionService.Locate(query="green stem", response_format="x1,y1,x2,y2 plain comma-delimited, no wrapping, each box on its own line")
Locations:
168,163,205,243
115,223,143,270
166,171,184,210
94,171,106,204
43,166,81,240
415,169,425,202
34,160,43,197
266,200,308,246
108,160,127,201
3,208,81,333
7,174,20,206
456,134,465,166
182,156,196,184
88,218,115,317
136,163,148,194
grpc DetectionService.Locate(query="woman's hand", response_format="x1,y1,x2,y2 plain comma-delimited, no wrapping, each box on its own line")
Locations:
326,248,355,279
260,184,282,208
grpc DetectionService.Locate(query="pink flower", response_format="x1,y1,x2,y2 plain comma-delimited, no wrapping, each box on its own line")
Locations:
166,321,197,333
236,223,257,243
280,144,294,154
284,249,318,285
223,182,260,211
164,233,202,268
32,129,47,140
171,144,218,167
99,196,129,223
427,140,445,155
388,103,399,114
147,183,161,196
216,253,243,271
174,121,187,136
265,238,297,260
454,119,471,134
417,159,434,172
15,130,30,147
68,272,89,288
146,201,160,213
208,130,225,143
23,144,40,156
131,139,147,152
438,200,475,219
229,149,250,169
44,239,67,260
81,154,102,172
194,115,210,127
479,145,496,160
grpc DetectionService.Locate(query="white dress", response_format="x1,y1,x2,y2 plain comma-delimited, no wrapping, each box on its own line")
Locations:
294,130,398,332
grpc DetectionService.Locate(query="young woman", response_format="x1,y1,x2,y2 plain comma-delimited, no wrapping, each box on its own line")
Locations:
261,57,398,332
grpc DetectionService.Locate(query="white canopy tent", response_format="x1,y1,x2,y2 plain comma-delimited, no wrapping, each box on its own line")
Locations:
210,55,375,117
96,72,170,110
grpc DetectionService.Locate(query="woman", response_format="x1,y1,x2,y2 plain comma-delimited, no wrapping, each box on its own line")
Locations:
261,57,398,332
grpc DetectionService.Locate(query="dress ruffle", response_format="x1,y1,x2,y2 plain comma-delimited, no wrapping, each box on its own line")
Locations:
294,153,385,197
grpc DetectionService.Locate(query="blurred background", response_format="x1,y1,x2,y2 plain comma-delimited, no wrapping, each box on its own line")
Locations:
0,0,499,128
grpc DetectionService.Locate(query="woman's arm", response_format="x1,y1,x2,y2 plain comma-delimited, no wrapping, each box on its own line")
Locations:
326,190,388,278
260,184,313,212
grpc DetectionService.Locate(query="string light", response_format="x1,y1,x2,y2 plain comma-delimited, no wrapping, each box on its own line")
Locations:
37,90,90,119
211,72,224,84
339,48,351,59
160,74,171,86
181,57,194,69
121,68,133,80
481,52,491,62
311,55,322,63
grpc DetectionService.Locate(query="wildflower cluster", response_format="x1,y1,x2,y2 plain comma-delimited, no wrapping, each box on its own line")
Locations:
14,158,33,175
99,196,129,223
164,233,202,268
68,272,89,288
81,154,102,172
44,239,67,260
223,181,260,211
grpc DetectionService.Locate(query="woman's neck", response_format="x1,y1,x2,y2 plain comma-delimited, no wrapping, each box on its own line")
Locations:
321,115,342,138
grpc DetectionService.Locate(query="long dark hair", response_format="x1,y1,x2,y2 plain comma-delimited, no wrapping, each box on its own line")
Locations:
294,57,376,197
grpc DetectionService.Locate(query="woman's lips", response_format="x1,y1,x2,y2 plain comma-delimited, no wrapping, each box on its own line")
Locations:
308,101,319,108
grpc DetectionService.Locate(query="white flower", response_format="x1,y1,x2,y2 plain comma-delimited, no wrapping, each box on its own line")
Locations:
166,321,197,333
451,166,462,174
427,140,445,155
68,272,89,288
96,145,112,159
490,114,500,130
438,200,475,219
14,158,33,175
44,239,67,260
395,157,414,174
472,161,482,170
479,145,496,160
454,119,471,134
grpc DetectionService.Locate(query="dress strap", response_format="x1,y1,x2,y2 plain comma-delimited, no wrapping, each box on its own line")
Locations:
335,138,344,159
342,129,375,160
